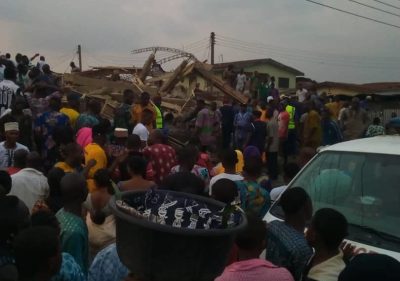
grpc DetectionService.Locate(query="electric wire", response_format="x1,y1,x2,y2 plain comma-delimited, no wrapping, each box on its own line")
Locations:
305,0,400,29
217,34,400,62
349,0,400,18
215,42,400,69
373,0,400,10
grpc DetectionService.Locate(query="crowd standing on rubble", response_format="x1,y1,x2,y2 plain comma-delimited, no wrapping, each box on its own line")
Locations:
1,52,400,281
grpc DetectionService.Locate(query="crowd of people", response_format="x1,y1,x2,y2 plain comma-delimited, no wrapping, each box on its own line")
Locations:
1,52,400,281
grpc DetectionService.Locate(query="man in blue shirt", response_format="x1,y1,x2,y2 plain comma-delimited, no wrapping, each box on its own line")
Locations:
89,243,129,281
321,108,343,146
234,103,252,150
266,187,313,281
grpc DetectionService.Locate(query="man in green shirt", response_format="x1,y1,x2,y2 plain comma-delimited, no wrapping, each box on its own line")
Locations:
258,78,270,103
56,173,89,274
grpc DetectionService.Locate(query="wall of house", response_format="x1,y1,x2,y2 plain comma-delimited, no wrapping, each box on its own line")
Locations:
213,64,299,90
243,64,298,89
175,74,210,97
175,63,301,95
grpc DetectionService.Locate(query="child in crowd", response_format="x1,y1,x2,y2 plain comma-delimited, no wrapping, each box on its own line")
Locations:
304,208,348,281
366,117,385,137
211,178,238,205
236,157,270,218
84,169,116,259
209,149,243,196
170,145,210,190
216,214,294,281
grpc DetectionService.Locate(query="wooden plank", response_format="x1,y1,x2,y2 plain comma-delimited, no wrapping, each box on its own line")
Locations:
63,73,142,95
101,102,117,120
139,53,155,81
159,60,189,93
195,62,213,71
91,66,141,71
193,65,249,104
145,72,173,83
133,76,146,89
161,97,187,106
86,88,110,96
179,81,196,114
182,63,196,77
161,101,182,112
110,92,123,103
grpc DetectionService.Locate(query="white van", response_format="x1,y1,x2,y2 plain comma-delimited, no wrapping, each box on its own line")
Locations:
264,136,400,260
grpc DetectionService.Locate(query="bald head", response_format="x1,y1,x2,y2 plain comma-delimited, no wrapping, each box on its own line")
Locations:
148,129,164,145
26,152,42,171
140,92,150,106
60,173,88,204
153,95,162,107
13,149,28,169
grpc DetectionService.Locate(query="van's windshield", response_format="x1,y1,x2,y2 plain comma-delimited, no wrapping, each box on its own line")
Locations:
270,151,400,252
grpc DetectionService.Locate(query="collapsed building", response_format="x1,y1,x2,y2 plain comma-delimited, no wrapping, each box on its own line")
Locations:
63,47,249,118
62,47,250,145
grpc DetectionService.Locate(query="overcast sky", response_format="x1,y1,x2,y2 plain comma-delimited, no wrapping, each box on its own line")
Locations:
1,0,400,83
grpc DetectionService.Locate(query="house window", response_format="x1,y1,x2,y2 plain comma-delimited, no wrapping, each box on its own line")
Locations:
278,77,290,89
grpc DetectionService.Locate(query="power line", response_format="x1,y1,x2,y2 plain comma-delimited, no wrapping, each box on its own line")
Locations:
51,48,77,61
216,36,400,65
216,42,400,69
202,45,210,61
218,40,400,68
52,58,70,70
305,0,400,29
373,0,400,10
182,37,209,49
63,52,76,73
349,0,400,17
217,34,400,62
184,43,210,51
100,53,149,60
85,47,150,66
216,39,341,62
217,37,350,62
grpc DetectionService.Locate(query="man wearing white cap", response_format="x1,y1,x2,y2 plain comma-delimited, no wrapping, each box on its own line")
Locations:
0,122,29,168
107,128,128,160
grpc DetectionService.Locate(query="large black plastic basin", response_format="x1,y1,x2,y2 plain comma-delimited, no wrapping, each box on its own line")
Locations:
109,190,247,281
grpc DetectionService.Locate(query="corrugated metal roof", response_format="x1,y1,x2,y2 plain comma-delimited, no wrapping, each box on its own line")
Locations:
317,81,400,96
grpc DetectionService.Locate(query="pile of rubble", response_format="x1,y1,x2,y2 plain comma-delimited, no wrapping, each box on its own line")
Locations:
62,53,249,121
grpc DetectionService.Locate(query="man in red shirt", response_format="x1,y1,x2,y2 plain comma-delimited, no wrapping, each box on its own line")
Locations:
143,130,176,185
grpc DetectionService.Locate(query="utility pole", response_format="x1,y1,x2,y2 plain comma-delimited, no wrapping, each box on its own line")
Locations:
77,45,82,71
210,32,215,65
